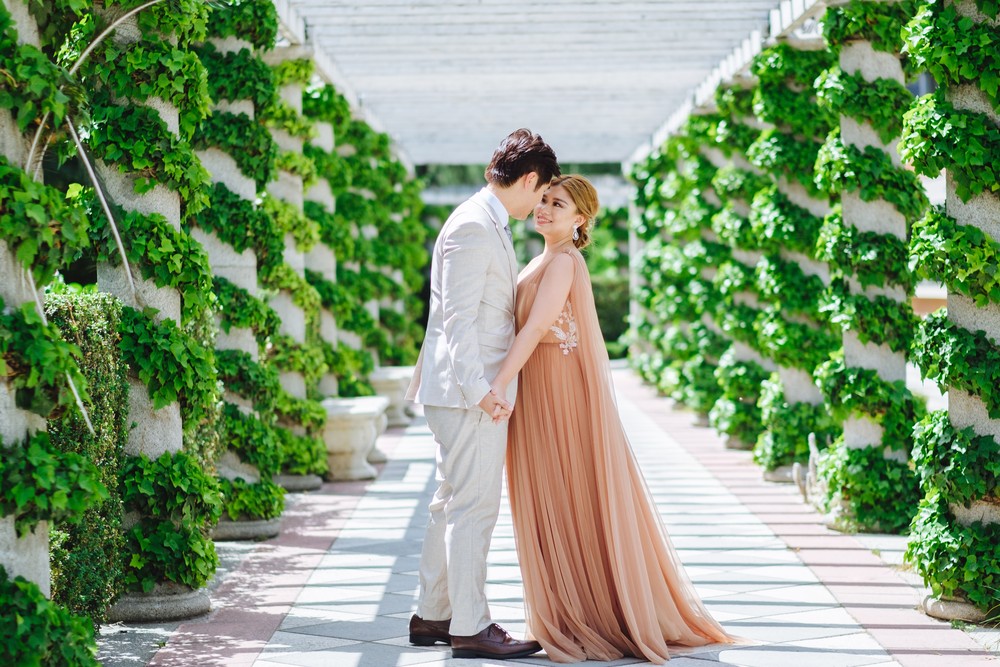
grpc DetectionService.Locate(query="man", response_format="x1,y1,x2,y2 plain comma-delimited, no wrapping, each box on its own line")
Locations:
405,129,559,660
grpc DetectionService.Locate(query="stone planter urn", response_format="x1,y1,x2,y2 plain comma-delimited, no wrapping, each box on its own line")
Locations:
321,396,390,480
369,365,416,428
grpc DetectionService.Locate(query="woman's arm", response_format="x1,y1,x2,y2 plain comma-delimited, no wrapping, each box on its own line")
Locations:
491,252,575,401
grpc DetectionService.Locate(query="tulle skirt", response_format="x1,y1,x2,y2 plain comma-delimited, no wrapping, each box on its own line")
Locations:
506,342,732,664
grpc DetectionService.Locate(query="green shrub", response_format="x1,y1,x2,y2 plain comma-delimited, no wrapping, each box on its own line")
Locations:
46,291,129,625
590,273,629,359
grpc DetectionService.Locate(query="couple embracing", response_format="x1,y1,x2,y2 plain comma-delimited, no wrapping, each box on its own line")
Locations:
405,129,734,663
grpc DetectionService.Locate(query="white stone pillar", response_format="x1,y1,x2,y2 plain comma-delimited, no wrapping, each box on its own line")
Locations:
261,47,327,490
819,31,914,527
95,15,209,621
929,28,1000,620
0,0,50,596
304,119,340,398
195,35,282,539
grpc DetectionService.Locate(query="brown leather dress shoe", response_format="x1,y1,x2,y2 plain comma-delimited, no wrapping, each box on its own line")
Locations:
451,622,542,660
409,614,452,646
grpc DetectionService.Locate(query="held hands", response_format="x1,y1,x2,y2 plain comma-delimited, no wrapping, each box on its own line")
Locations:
479,386,512,424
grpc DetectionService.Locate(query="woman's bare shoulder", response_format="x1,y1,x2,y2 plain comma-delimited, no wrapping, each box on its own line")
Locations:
546,251,576,275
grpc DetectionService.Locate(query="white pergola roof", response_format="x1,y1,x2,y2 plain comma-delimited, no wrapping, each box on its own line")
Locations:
287,1,779,166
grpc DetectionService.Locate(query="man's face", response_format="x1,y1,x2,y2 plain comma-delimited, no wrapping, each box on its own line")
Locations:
511,172,544,220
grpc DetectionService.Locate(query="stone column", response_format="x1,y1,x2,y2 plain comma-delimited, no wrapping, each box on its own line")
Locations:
261,47,326,491
910,0,1000,623
700,94,778,450
265,51,308,388
626,141,698,396
94,16,209,621
0,0,49,596
370,245,415,430
299,103,390,478
304,119,340,399
745,41,838,482
810,0,922,533
194,34,283,539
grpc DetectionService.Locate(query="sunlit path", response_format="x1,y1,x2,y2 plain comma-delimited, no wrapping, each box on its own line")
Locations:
103,365,999,667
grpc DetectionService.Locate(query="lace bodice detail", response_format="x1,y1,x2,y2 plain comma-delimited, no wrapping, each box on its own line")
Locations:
548,300,578,355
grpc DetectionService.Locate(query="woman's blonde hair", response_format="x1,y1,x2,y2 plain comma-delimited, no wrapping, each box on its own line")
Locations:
549,174,599,249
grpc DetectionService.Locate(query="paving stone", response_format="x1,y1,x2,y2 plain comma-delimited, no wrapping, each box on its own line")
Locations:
97,368,1000,666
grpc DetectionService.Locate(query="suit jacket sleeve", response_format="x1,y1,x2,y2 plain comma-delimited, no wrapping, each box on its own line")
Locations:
440,217,494,407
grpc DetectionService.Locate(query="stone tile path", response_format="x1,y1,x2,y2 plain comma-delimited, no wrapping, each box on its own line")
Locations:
99,367,999,666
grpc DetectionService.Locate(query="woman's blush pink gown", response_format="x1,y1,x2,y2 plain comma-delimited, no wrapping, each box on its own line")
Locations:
506,248,734,664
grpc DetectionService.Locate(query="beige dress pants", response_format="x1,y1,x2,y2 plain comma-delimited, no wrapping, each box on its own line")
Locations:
418,405,508,637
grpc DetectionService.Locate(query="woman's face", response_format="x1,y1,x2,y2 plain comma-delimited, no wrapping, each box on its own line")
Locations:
533,184,582,242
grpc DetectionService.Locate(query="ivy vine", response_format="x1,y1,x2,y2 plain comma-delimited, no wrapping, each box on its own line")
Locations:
817,209,914,291
755,375,839,471
215,349,280,413
88,36,210,139
903,0,1000,110
814,352,926,451
212,276,279,342
911,310,1000,417
0,298,87,417
194,43,274,109
899,91,1000,202
815,131,928,221
191,110,276,189
205,0,278,51
220,402,282,476
820,279,916,355
910,206,1000,307
747,129,823,197
823,0,917,54
912,410,1000,507
272,58,314,86
0,431,107,538
0,565,99,666
755,254,826,319
754,309,839,372
186,182,280,259
815,67,912,144
217,476,285,521
87,198,213,324
118,306,218,426
749,185,824,258
906,491,1000,613
817,438,920,533
88,93,211,214
0,157,90,286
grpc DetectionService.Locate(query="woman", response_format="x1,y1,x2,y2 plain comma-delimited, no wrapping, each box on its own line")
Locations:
490,175,734,663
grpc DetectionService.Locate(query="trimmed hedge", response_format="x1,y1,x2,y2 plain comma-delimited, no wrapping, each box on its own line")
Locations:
46,290,129,625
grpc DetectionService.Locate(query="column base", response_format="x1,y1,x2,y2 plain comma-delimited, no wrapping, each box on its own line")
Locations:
107,582,210,622
923,595,988,624
274,473,323,492
722,435,754,451
762,464,796,483
211,516,282,541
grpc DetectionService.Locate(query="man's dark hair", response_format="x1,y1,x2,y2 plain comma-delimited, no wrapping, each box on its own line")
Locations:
484,128,560,189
